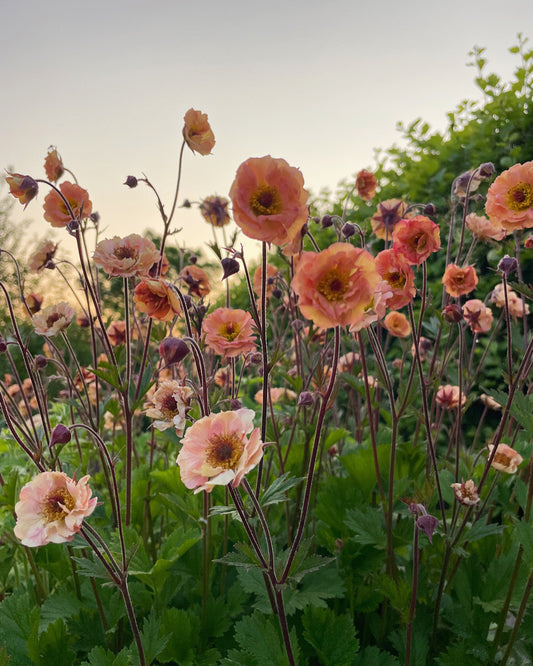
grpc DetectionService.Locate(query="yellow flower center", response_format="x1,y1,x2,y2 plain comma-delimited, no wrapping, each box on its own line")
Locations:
114,246,137,260
249,185,283,217
206,433,244,470
505,182,533,211
385,270,405,289
42,488,75,523
220,321,241,341
317,269,349,302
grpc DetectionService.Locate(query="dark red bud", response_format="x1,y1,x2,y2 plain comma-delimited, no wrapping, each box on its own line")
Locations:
159,337,190,365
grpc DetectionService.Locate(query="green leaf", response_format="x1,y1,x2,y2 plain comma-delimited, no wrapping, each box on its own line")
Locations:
353,646,400,665
157,608,198,664
0,590,40,665
214,542,263,570
302,606,359,665
260,473,305,507
28,618,76,666
80,646,131,666
345,507,387,549
140,610,170,665
232,611,295,665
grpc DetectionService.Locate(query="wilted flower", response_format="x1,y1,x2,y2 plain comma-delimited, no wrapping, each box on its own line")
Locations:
44,146,64,182
451,479,480,506
383,311,411,337
146,381,193,434
453,169,484,199
93,234,160,278
355,169,378,201
436,385,466,410
200,195,230,226
375,248,416,309
463,299,493,333
106,320,127,346
291,242,380,329
371,199,409,240
133,279,181,322
392,216,441,266
229,155,309,251
485,162,533,232
14,471,97,546
490,283,530,319
26,293,43,315
5,172,38,209
43,181,92,227
465,213,507,241
180,265,211,298
488,443,523,473
202,308,256,358
32,302,75,336
182,108,215,155
28,240,58,273
176,409,264,493
442,264,478,298
480,393,501,410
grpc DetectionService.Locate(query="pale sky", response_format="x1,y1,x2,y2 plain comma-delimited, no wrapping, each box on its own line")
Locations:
2,0,532,262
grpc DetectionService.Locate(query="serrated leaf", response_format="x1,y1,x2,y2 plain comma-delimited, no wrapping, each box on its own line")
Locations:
0,590,40,664
28,618,76,666
260,473,305,507
140,610,170,665
233,611,292,665
353,646,400,665
214,542,263,570
345,507,387,549
80,646,131,666
302,606,359,665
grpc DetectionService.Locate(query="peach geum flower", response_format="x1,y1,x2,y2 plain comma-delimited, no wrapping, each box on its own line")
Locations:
106,320,127,346
176,408,264,493
291,242,380,329
488,443,523,473
229,155,309,251
436,385,466,410
375,248,416,310
28,240,58,272
43,181,92,227
202,307,257,358
146,380,193,435
182,108,215,155
490,283,530,319
463,299,493,333
383,311,411,338
485,161,533,232
32,302,75,336
254,387,297,404
451,479,480,506
253,262,279,305
44,146,64,182
392,215,441,266
371,199,409,240
14,471,97,546
355,169,378,201
93,234,161,278
133,279,181,322
180,265,211,298
465,213,507,241
442,264,478,298
200,195,230,227
5,172,39,209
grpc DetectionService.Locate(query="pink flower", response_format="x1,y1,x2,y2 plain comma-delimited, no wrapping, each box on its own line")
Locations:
451,479,480,506
485,162,533,232
32,302,75,336
375,248,416,310
202,308,257,358
392,215,441,266
463,299,493,333
14,471,97,546
436,385,465,410
229,156,309,251
291,242,380,329
488,443,523,474
43,181,92,227
93,234,161,278
182,108,215,156
44,146,64,182
179,265,211,298
146,380,193,435
442,264,478,298
465,213,507,241
254,387,297,404
176,409,264,493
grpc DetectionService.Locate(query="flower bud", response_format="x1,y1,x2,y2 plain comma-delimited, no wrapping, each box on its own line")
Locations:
298,391,314,407
124,176,138,188
90,212,100,224
341,222,356,238
272,288,282,299
5,172,39,209
479,162,495,178
50,424,72,447
221,257,240,280
416,514,439,544
442,304,463,324
321,214,333,228
524,236,533,249
66,219,80,236
249,352,263,364
498,254,518,277
159,337,190,365
0,338,7,353
328,444,338,457
230,399,242,410
182,199,192,208
423,203,436,216
34,355,47,370
291,319,304,332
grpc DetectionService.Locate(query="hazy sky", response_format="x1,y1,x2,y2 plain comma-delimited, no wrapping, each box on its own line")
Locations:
2,0,532,261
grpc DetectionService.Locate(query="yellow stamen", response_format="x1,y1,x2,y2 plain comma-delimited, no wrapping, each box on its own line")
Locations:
206,433,244,470
249,185,283,216
505,182,533,211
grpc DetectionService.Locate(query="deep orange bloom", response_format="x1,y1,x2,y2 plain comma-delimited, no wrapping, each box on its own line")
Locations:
5,172,38,209
133,279,181,322
371,199,409,240
465,213,506,241
442,264,478,298
291,242,380,329
43,181,92,227
180,265,211,298
383,311,411,338
392,216,440,266
202,308,256,358
355,169,378,201
44,146,64,182
463,299,493,333
436,385,466,410
229,155,309,251
182,108,215,156
485,162,533,232
93,234,160,278
200,195,230,227
375,248,416,310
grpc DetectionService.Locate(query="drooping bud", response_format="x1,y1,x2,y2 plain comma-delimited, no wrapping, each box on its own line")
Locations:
159,337,190,366
341,222,356,238
221,257,240,280
0,338,7,353
442,304,463,324
498,254,518,277
50,424,72,447
321,214,333,228
416,514,439,544
479,162,495,179
298,391,314,407
230,399,242,410
423,203,436,216
124,176,138,188
5,172,39,209
34,355,47,370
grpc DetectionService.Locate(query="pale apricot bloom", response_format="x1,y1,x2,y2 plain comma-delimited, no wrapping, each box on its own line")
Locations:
43,181,92,227
355,169,378,201
133,279,181,322
214,366,232,388
375,249,416,310
436,385,465,410
229,155,309,251
371,199,409,240
253,263,279,302
200,195,230,227
32,302,75,336
337,352,360,373
254,387,297,404
349,280,392,333
451,479,480,506
180,265,211,298
182,108,215,155
465,213,507,241
485,162,533,232
93,234,160,278
488,443,523,473
392,216,441,266
463,299,493,333
146,381,193,434
442,264,478,298
177,409,264,493
291,243,380,329
490,283,530,319
203,308,256,358
44,146,64,182
480,394,501,411
5,172,39,209
106,321,127,346
14,471,97,546
383,311,411,337
28,240,58,273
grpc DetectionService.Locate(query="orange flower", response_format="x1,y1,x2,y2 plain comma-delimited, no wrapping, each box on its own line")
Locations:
200,195,230,227
202,308,256,358
182,108,215,155
28,240,58,272
488,443,523,473
436,385,465,410
93,234,160,278
106,320,127,346
383,311,411,338
355,169,378,201
463,299,493,333
229,155,309,251
442,264,478,298
371,199,409,240
44,146,64,182
392,215,441,266
253,263,279,304
32,302,75,336
375,248,416,309
180,265,211,298
5,172,38,209
43,181,92,227
291,242,380,329
465,213,507,241
485,162,533,232
133,279,181,322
